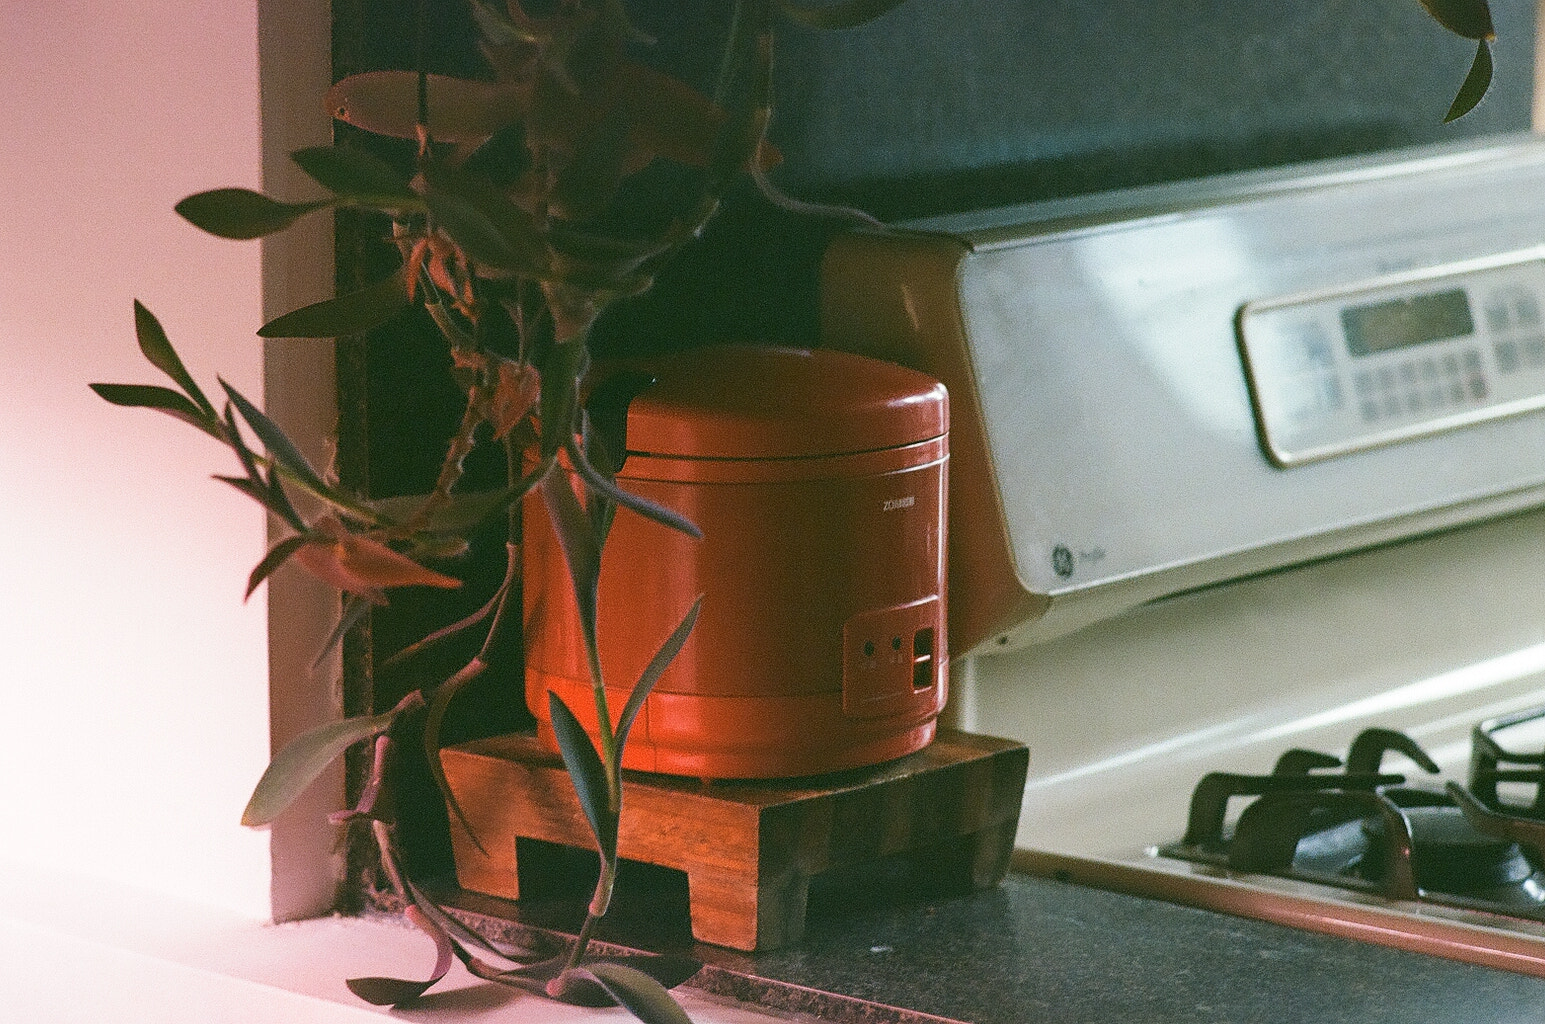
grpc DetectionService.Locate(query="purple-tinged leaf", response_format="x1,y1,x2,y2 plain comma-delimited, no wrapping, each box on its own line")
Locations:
568,440,702,540
425,656,492,855
264,468,306,532
242,691,423,826
223,402,262,478
312,593,372,671
548,691,617,862
404,879,559,964
617,596,702,752
564,963,694,1023
589,954,701,991
221,405,306,531
175,188,328,240
245,534,315,600
87,383,220,439
346,976,436,1006
346,905,453,1006
461,952,567,998
221,379,330,497
132,301,217,418
1445,40,1494,122
257,272,412,339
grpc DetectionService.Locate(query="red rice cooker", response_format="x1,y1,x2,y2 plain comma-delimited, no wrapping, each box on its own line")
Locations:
524,344,948,778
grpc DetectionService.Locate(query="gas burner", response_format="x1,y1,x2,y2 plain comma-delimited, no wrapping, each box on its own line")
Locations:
1158,720,1545,919
1471,706,1545,820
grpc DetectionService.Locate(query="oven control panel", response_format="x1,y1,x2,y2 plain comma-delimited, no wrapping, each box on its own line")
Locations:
1239,249,1545,466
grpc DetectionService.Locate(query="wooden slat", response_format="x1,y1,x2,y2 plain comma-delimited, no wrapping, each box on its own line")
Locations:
440,729,1028,951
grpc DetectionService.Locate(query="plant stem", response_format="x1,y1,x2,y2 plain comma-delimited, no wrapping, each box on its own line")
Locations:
567,854,615,969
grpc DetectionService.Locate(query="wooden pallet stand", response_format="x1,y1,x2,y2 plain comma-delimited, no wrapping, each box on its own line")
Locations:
440,729,1029,952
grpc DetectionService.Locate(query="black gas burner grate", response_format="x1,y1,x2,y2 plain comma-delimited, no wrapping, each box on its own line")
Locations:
1158,716,1545,918
1471,706,1545,819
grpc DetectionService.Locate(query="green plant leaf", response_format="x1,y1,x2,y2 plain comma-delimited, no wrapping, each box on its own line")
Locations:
601,0,657,45
539,469,602,644
554,107,632,223
507,955,698,1008
175,188,328,240
616,596,702,752
1419,0,1495,40
537,340,586,459
245,534,315,599
346,905,454,1006
221,379,331,497
242,704,407,825
213,474,269,506
213,473,304,531
591,955,701,992
428,195,545,276
132,301,217,418
368,487,516,535
423,164,548,273
468,0,549,45
545,967,616,1007
1444,39,1493,122
547,691,617,862
290,145,418,204
575,963,693,1024
464,953,574,998
703,13,772,204
257,272,411,338
87,383,219,438
778,0,910,30
584,371,655,475
264,469,306,532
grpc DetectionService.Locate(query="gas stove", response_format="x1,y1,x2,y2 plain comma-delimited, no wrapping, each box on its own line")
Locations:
1161,714,1545,922
1014,680,1545,980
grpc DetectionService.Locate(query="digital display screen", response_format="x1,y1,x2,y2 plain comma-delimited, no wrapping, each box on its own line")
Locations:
1341,288,1474,356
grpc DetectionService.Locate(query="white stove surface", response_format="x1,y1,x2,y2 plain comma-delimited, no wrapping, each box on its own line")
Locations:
952,503,1545,975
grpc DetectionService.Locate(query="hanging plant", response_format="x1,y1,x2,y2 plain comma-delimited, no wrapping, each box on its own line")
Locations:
90,1,1497,1021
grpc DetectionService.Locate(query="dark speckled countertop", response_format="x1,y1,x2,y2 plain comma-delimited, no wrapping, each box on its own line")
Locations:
445,861,1545,1024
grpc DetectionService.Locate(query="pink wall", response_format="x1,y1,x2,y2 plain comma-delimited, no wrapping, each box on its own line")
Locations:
0,2,308,917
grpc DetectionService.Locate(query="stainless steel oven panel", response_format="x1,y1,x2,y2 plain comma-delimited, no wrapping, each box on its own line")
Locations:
827,136,1545,651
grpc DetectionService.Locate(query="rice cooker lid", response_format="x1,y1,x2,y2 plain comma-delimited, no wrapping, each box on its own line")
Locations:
620,345,947,460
